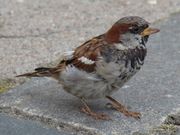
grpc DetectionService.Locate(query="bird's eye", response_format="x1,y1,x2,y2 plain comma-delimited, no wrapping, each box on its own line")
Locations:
132,27,139,33
129,26,139,34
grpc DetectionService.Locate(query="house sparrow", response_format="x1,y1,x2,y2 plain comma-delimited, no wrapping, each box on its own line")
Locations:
17,16,160,120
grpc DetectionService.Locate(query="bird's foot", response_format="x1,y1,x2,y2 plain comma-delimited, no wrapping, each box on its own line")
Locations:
81,106,110,120
106,96,141,119
80,99,111,120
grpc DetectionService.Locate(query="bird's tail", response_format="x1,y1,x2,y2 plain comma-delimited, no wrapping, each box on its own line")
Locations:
16,67,55,78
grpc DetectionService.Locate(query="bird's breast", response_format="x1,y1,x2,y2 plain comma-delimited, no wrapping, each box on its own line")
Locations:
97,44,147,86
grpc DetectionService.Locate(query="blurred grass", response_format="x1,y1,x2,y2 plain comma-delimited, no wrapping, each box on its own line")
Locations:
0,79,16,93
150,124,177,135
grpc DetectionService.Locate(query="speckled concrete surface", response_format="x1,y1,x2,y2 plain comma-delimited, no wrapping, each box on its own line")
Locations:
0,113,72,135
0,13,180,135
0,0,180,79
1,1,180,135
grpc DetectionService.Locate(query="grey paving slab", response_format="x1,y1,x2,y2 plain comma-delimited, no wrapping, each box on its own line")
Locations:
0,11,180,135
0,0,180,79
0,113,72,135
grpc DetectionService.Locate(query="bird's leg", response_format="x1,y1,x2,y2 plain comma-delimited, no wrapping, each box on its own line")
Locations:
80,99,111,120
106,96,141,119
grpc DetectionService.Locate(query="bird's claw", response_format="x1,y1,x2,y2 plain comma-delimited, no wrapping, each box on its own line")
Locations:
81,107,111,120
123,110,141,119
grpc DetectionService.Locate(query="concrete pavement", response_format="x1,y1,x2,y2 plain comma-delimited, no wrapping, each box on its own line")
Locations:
0,113,72,135
1,0,180,135
1,13,180,135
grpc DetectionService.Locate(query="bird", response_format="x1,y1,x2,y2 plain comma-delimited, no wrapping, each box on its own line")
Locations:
17,16,160,120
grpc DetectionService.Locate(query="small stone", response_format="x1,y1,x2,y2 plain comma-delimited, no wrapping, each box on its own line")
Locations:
105,103,114,109
148,0,157,5
122,85,130,89
17,0,24,3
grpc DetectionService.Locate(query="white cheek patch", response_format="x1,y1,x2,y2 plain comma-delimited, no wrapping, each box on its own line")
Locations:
78,56,95,65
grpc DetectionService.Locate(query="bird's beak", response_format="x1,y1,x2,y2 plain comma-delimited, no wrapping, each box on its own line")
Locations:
140,27,160,36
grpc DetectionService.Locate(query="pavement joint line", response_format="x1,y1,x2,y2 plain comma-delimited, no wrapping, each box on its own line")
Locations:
0,106,103,135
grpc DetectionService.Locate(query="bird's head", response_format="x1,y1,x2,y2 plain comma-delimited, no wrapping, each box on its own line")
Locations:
105,16,160,46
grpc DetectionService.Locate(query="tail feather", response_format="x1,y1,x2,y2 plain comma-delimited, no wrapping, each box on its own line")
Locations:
16,67,55,78
35,67,51,72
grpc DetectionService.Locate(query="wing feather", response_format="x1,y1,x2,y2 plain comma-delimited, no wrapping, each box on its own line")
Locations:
57,35,106,72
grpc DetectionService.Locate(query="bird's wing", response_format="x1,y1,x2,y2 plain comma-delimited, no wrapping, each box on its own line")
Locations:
56,35,106,73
